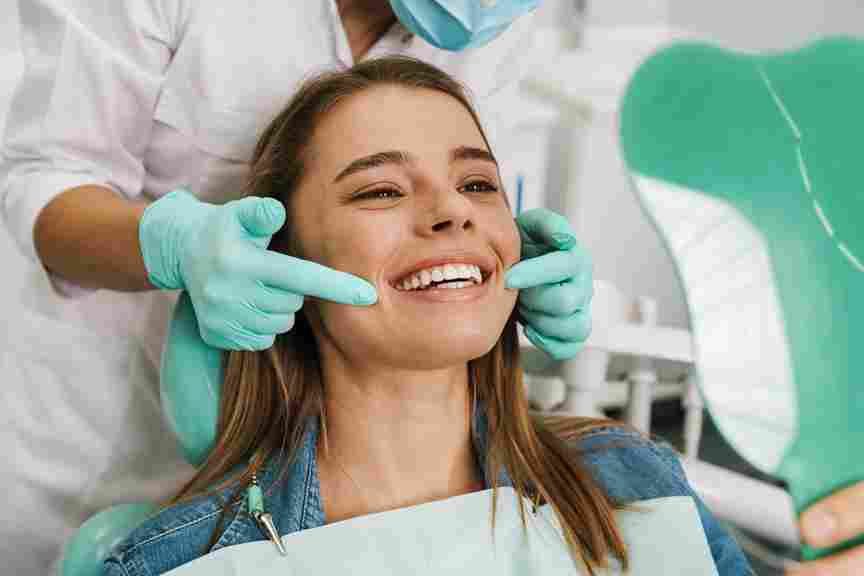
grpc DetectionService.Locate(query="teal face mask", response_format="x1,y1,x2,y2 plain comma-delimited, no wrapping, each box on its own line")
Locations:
388,0,539,51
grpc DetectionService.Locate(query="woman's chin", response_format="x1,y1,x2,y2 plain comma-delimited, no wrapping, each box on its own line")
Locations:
383,334,498,370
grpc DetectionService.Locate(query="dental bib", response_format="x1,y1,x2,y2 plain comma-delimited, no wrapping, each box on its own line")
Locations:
163,489,716,575
620,37,864,560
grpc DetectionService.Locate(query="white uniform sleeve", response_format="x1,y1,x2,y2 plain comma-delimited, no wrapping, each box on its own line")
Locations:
0,0,187,296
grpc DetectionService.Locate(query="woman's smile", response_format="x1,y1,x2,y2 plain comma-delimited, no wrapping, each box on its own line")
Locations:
386,251,498,303
388,267,494,303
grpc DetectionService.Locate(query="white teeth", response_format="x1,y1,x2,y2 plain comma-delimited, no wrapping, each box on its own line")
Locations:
395,263,485,291
441,281,471,289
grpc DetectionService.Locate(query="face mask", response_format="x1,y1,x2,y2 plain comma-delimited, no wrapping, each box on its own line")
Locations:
389,0,539,51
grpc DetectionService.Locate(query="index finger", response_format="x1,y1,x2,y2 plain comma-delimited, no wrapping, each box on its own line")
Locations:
801,481,864,548
246,249,378,306
506,248,587,290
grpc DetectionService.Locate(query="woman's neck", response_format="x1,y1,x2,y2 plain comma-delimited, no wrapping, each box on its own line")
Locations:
336,0,398,61
316,363,482,523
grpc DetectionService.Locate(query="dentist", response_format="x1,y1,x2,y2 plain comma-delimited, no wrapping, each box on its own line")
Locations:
0,1,591,571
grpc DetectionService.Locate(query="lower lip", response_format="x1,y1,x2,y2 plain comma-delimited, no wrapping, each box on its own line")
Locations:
390,274,493,303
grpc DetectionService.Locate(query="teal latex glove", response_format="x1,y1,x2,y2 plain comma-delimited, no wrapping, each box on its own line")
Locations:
139,189,378,351
58,502,156,576
506,208,593,361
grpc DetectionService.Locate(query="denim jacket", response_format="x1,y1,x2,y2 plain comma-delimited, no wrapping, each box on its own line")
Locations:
104,409,753,575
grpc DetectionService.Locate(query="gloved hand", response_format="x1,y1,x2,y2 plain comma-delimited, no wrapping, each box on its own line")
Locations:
139,189,378,351
505,208,593,361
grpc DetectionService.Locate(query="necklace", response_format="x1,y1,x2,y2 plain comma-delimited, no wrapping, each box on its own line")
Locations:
332,452,375,507
332,457,541,518
757,63,863,273
321,385,485,512
324,445,485,518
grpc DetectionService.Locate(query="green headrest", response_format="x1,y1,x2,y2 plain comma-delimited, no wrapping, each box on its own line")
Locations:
160,291,223,467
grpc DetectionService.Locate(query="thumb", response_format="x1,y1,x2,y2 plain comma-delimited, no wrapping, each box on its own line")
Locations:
233,197,287,237
516,208,577,252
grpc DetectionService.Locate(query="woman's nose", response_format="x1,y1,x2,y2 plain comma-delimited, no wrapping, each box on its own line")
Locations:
423,185,474,234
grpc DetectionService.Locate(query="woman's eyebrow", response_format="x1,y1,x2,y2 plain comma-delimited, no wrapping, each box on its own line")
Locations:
451,146,498,166
332,146,498,184
333,151,412,183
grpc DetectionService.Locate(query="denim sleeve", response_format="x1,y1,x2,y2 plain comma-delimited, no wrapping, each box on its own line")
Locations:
576,429,755,575
103,558,134,576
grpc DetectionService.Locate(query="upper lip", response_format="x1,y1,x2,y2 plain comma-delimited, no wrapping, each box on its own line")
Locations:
389,251,495,287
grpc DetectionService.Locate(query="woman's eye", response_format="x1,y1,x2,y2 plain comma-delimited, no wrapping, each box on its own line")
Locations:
460,180,498,194
355,188,404,201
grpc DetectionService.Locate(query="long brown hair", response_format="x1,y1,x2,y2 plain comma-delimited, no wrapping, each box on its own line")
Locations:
170,56,635,574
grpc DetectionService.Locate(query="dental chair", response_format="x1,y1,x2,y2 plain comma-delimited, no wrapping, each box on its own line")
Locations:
618,36,863,561
57,292,222,576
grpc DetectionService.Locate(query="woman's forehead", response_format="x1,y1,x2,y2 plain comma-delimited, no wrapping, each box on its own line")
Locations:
310,86,488,172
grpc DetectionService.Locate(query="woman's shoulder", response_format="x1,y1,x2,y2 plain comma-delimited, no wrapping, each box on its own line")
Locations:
565,425,691,504
103,487,253,576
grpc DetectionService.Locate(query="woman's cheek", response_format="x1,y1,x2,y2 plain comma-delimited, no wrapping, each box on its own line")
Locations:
321,213,404,277
496,212,522,268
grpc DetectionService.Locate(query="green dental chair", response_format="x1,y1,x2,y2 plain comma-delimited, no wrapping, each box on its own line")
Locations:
58,291,223,576
619,36,863,561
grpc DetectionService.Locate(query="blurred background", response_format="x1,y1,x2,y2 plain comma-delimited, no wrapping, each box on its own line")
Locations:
2,2,862,574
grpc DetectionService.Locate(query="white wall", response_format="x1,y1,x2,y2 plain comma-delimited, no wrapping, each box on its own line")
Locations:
588,0,670,28
566,101,691,328
0,0,18,52
671,0,864,52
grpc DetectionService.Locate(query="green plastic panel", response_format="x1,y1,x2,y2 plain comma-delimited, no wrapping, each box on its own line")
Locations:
620,37,863,560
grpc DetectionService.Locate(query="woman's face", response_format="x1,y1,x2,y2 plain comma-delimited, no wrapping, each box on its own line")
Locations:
291,85,520,370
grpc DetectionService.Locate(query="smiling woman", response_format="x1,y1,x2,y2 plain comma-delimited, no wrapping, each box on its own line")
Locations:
104,56,752,576
285,79,521,375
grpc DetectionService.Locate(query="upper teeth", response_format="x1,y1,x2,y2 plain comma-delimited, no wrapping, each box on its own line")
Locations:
396,264,483,291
